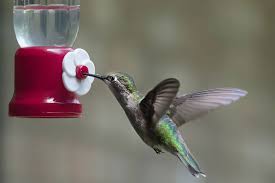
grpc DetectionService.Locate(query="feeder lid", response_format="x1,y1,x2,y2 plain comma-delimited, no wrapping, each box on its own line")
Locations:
62,48,95,96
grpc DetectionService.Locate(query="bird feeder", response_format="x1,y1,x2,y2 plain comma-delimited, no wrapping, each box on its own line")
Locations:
9,0,95,118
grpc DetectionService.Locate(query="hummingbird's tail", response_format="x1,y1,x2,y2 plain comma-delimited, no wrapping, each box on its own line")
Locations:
176,152,206,178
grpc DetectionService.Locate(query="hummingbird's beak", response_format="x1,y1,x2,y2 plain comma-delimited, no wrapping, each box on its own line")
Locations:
83,73,106,81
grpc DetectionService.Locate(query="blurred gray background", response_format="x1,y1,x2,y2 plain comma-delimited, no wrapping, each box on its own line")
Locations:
1,0,275,183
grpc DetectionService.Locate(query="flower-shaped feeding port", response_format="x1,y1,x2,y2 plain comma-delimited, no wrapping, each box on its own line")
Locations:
62,48,95,96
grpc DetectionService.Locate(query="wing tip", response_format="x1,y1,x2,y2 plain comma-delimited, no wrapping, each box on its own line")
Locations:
217,88,248,96
225,88,248,105
239,89,248,97
231,88,248,101
214,88,248,101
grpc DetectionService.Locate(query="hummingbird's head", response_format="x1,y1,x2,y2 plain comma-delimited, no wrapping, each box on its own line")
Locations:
104,72,137,94
86,72,137,95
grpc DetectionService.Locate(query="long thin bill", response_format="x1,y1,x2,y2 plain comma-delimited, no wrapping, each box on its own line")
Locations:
83,73,106,80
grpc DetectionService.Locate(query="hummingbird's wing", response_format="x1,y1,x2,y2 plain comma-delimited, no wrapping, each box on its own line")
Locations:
139,78,180,124
168,88,247,127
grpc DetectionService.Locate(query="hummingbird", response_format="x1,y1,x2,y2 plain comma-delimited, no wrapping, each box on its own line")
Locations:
85,72,247,178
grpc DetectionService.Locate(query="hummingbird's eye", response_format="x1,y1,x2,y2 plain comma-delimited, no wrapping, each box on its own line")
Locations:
107,76,115,82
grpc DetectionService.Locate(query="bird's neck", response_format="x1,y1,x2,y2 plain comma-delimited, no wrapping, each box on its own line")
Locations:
131,91,143,103
117,91,143,110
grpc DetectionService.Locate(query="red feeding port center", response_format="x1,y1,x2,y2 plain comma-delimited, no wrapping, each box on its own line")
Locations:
9,0,83,118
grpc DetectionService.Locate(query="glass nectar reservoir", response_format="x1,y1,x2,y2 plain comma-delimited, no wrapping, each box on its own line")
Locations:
14,0,80,47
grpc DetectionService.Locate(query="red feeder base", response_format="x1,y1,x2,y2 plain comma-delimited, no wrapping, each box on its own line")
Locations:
9,47,82,118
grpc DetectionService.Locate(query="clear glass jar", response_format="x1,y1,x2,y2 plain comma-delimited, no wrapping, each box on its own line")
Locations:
13,0,80,47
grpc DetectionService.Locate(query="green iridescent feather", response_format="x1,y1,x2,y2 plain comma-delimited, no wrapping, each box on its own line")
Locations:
155,116,203,176
156,116,187,155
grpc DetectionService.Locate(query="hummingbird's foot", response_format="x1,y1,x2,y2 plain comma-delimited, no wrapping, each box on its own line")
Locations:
153,147,164,154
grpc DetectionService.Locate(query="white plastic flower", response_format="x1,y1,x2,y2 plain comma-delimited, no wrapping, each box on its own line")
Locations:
62,48,95,96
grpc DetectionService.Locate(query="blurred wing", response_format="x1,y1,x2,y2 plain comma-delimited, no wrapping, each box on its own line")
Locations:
168,88,247,127
140,78,180,124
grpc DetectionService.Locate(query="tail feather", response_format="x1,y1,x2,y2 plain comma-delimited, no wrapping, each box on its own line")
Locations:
176,153,206,178
187,164,206,178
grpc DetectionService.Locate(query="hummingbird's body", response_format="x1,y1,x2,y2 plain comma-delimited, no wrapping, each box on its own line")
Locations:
115,86,204,177
87,72,247,178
